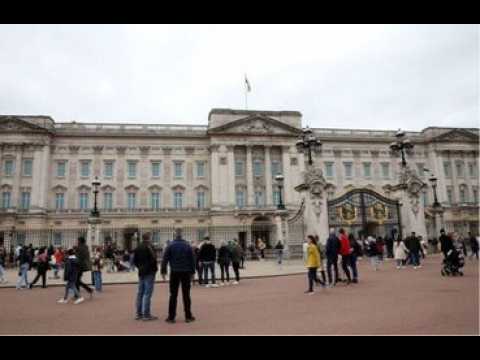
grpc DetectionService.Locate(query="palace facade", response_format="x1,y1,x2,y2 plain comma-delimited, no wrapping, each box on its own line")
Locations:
0,109,478,251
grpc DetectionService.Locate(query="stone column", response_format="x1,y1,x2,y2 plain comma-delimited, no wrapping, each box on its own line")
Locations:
281,146,292,206
264,145,273,206
116,146,127,208
246,146,254,206
0,144,3,184
209,145,220,208
226,145,236,207
12,145,24,209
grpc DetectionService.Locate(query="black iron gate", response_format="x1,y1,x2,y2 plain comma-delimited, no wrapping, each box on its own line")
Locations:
327,189,402,240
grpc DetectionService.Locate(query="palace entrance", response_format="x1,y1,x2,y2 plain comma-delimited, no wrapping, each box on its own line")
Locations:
327,188,402,240
251,216,274,248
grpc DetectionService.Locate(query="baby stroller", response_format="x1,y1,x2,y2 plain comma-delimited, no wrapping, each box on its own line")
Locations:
441,247,465,277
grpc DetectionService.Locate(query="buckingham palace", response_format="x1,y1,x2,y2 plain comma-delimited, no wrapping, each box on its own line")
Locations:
0,109,479,252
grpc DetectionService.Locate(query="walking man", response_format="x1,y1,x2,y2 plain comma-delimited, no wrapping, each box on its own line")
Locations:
199,236,218,288
338,229,352,284
468,232,479,260
408,232,422,269
75,237,94,297
134,233,158,321
161,228,196,324
326,228,341,287
229,239,242,285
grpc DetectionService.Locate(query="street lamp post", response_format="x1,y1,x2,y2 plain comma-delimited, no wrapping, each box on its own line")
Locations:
389,129,414,168
296,127,322,166
429,175,441,208
275,174,286,210
91,177,101,218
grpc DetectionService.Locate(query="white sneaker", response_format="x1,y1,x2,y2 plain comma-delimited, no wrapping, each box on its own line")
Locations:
205,284,211,288
232,281,239,285
57,298,69,304
211,284,219,288
74,297,85,305
220,282,225,287
396,266,401,270
413,266,418,270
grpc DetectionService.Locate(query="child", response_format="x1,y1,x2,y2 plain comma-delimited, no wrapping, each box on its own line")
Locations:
92,247,104,292
57,249,84,305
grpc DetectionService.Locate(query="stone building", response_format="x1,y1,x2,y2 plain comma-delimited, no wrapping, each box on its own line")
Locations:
0,109,478,252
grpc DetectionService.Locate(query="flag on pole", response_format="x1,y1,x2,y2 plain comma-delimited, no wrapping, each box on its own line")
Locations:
245,75,251,92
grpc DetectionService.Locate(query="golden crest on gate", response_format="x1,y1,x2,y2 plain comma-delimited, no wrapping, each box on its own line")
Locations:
337,203,357,223
370,202,388,223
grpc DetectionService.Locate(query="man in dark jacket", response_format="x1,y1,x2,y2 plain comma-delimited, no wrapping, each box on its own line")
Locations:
407,232,422,268
75,237,94,296
326,229,341,286
161,228,196,324
134,233,158,321
198,236,217,287
439,229,454,258
468,232,479,260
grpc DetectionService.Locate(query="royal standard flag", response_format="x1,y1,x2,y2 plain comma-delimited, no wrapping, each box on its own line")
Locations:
245,75,251,92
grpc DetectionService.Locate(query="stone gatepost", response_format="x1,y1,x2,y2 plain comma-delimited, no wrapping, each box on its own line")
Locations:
387,166,428,239
87,217,102,252
274,209,290,258
294,167,330,245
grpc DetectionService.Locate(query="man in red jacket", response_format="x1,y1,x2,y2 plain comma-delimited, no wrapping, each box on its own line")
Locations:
338,228,352,284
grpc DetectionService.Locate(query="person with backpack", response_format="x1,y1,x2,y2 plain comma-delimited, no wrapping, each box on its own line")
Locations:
408,232,422,269
217,240,231,286
75,237,94,297
274,241,284,265
326,228,341,287
229,239,242,285
91,246,104,292
199,237,218,288
57,248,84,305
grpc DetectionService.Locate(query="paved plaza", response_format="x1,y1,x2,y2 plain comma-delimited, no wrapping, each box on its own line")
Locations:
0,255,478,335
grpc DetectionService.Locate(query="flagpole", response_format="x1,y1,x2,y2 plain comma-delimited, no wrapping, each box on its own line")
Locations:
244,74,248,110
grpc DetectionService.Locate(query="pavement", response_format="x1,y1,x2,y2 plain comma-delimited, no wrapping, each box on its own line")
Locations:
0,255,478,335
0,258,306,288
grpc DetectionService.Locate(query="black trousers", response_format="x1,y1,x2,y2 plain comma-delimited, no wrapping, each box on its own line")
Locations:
168,272,193,320
231,262,240,282
326,256,339,284
341,255,352,281
76,270,93,294
31,269,47,288
219,262,230,282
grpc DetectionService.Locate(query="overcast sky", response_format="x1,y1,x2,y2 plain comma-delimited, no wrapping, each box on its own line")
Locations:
0,24,478,130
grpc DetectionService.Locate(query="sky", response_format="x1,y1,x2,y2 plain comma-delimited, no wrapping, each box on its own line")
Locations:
0,24,478,131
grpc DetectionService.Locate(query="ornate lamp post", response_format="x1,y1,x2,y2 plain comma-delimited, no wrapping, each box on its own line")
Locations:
389,129,414,167
275,174,286,210
91,177,101,218
296,127,322,166
429,175,441,209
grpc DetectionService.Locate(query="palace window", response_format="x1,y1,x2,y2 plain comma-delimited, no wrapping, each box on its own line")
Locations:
80,161,91,178
173,191,184,209
271,161,281,177
196,191,206,209
447,187,454,205
325,162,334,178
127,193,137,209
253,160,263,177
469,163,477,178
363,162,372,178
151,162,161,178
443,162,451,178
104,161,114,178
344,162,353,178
55,193,65,210
196,161,205,178
473,187,479,204
57,161,66,178
456,162,465,177
22,159,33,177
151,192,161,210
459,186,468,203
79,193,89,210
4,160,14,176
273,190,281,206
174,161,184,178
254,191,264,207
1,192,11,209
236,190,245,208
235,161,244,177
103,193,113,210
381,163,390,179
20,192,30,210
127,161,137,179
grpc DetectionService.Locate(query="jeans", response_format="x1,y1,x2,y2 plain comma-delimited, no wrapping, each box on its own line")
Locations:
327,256,339,285
307,267,318,292
219,262,230,283
202,261,216,285
168,272,193,320
16,263,29,289
196,262,203,285
64,281,80,300
93,271,102,292
0,264,5,281
136,274,156,318
350,255,358,280
411,251,420,266
76,271,93,294
231,262,240,282
341,255,352,281
277,251,283,265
